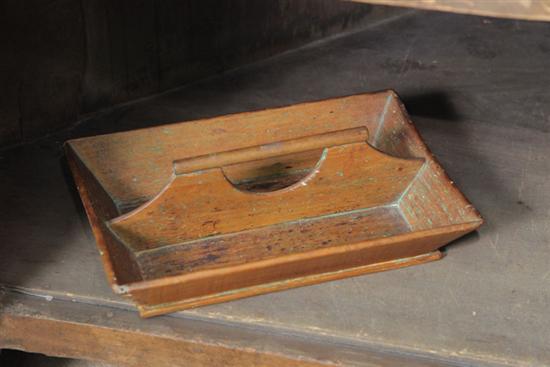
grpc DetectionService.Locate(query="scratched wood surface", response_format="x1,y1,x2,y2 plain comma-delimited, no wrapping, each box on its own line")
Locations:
352,0,550,21
1,9,550,366
1,292,451,367
67,92,480,316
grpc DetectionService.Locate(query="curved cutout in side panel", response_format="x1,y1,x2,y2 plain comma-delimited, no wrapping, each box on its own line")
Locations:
109,140,424,252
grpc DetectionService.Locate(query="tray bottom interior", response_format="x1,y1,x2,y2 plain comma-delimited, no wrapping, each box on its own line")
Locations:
135,204,412,280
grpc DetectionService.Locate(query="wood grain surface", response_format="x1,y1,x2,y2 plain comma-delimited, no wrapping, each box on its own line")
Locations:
0,292,451,367
67,91,480,316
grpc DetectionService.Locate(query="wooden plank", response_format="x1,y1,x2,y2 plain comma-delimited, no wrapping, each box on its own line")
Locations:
0,292,451,367
1,9,550,366
350,0,550,21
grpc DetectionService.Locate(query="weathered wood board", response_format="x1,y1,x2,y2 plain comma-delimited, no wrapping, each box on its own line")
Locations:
66,91,481,316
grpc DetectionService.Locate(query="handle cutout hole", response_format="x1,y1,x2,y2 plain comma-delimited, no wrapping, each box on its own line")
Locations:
222,148,323,192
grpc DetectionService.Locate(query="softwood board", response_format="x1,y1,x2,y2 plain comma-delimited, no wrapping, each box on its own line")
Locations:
1,10,550,366
0,292,454,367
351,0,550,21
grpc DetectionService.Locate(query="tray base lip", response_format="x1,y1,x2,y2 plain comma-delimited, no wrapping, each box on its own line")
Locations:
136,250,443,318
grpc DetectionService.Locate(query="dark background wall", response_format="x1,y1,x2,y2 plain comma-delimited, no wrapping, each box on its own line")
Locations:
0,0,399,147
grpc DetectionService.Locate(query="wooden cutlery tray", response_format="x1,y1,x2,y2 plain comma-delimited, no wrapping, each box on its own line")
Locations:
66,90,482,317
